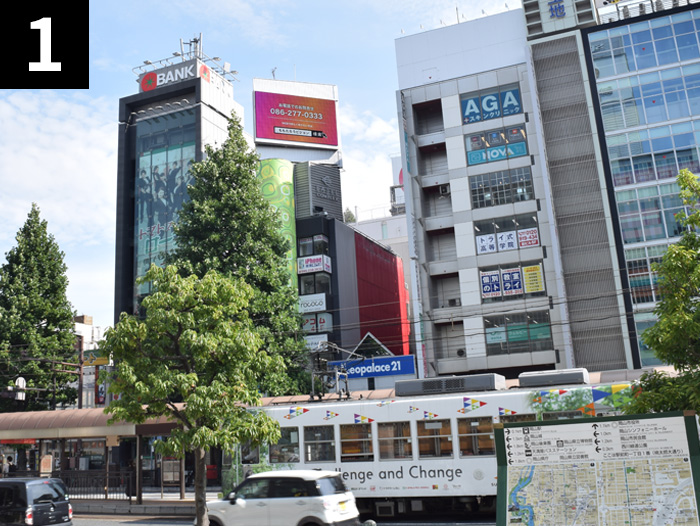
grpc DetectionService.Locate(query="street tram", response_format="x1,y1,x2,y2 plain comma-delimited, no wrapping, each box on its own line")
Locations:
235,367,646,521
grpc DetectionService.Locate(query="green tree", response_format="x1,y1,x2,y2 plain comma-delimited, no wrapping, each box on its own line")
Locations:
0,204,77,411
343,207,356,223
169,115,308,395
625,169,700,414
104,265,280,526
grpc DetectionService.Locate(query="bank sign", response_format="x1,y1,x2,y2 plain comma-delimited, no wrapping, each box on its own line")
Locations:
461,86,522,124
139,59,210,92
329,356,416,378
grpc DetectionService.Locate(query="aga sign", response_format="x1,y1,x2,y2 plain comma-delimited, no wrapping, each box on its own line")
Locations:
461,86,522,124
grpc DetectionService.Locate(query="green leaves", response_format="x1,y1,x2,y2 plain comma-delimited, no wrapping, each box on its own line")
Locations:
627,169,700,415
0,204,76,410
105,265,279,454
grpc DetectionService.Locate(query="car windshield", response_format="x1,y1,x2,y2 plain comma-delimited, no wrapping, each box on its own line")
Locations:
28,481,68,504
317,476,347,495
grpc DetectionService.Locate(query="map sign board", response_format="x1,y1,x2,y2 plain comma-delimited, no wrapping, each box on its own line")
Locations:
495,411,700,526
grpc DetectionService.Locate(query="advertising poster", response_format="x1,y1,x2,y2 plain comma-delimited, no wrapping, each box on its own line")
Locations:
518,227,540,248
523,264,545,294
501,268,523,296
255,91,338,147
497,231,518,252
477,233,497,254
481,270,502,298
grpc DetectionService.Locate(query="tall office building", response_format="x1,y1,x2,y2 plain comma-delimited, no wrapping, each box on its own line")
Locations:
114,38,242,321
396,0,700,378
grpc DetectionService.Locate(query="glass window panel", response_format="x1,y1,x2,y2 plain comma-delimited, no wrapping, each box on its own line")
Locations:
458,417,495,457
618,200,639,216
270,428,300,464
304,426,336,462
601,102,624,130
677,33,700,61
378,422,412,460
417,419,453,459
674,21,695,35
654,152,677,180
633,155,656,182
642,211,666,240
631,29,652,44
623,99,646,127
644,96,667,123
652,25,673,39
340,424,373,463
651,136,673,152
621,216,645,243
634,44,657,70
593,52,615,78
665,208,685,237
612,159,634,186
655,37,679,66
665,90,690,120
677,148,700,173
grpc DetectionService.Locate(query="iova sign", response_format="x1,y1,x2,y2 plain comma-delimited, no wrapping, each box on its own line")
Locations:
140,60,210,92
461,87,522,124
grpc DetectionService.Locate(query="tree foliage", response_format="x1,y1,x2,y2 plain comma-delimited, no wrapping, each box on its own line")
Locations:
169,115,308,395
0,204,76,411
104,265,280,526
625,169,700,414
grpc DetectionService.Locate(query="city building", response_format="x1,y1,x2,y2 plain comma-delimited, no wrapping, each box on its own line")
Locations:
396,0,700,378
114,37,242,321
114,41,410,385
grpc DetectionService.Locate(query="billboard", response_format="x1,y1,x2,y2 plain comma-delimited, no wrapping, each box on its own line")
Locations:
254,91,338,148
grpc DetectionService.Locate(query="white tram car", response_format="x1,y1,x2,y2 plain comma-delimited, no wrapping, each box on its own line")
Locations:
237,368,643,520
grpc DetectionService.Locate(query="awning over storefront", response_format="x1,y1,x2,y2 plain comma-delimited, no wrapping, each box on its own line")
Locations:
0,407,178,441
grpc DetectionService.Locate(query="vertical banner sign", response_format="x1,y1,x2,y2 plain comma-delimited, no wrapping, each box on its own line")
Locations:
481,270,502,299
501,268,523,296
495,412,700,526
14,6,88,88
257,159,297,288
522,264,545,294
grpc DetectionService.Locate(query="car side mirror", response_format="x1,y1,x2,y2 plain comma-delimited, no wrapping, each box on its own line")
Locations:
226,491,237,503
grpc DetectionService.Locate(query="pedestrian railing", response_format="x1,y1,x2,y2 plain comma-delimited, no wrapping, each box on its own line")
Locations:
52,469,133,501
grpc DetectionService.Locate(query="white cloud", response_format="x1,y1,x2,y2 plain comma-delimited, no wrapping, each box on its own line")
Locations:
0,91,117,328
338,104,399,219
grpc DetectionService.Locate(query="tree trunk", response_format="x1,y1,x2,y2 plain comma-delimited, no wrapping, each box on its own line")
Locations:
194,447,209,526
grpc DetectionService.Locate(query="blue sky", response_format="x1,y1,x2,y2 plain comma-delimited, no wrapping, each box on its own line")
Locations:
0,0,512,331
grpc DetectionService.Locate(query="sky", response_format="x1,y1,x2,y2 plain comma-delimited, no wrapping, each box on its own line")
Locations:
0,0,514,332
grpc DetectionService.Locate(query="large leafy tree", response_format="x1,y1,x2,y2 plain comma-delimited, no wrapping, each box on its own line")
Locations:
0,204,77,411
105,265,280,526
169,115,308,395
625,169,700,414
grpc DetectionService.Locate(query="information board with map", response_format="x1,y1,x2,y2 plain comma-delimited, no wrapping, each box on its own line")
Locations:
495,411,700,526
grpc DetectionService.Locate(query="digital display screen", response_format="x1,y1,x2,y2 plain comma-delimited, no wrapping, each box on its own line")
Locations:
254,91,338,147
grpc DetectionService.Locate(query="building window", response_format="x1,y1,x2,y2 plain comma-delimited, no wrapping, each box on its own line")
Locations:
469,167,534,209
479,261,546,302
457,417,495,456
466,125,528,166
299,235,329,256
625,245,666,305
299,273,332,295
417,419,453,458
616,182,690,243
270,427,299,463
378,422,412,460
484,310,553,355
304,425,335,462
474,214,540,255
340,424,373,462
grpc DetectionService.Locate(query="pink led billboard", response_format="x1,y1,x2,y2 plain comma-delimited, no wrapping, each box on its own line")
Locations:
254,91,338,148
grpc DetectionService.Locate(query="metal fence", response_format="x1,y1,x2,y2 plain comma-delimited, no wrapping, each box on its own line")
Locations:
46,469,133,501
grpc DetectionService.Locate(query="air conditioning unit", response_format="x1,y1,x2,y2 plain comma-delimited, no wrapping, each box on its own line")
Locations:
447,298,461,307
439,183,451,196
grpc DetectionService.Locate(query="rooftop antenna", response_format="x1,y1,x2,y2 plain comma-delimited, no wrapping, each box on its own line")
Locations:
271,67,277,80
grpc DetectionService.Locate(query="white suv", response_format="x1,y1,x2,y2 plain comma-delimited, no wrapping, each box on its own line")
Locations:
206,470,362,526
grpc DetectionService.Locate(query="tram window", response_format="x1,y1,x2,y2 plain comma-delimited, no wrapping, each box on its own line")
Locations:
500,413,537,424
241,442,259,464
270,427,300,464
542,410,587,421
417,419,453,459
304,425,336,462
378,421,412,460
340,423,373,462
457,417,495,456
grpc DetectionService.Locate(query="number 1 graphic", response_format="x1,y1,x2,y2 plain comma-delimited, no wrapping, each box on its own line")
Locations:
29,18,61,72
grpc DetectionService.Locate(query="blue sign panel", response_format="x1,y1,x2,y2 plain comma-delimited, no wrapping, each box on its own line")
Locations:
329,355,416,378
461,86,522,124
501,88,522,116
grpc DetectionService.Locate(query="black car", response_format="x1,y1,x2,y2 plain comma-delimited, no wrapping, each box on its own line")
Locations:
0,477,73,525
